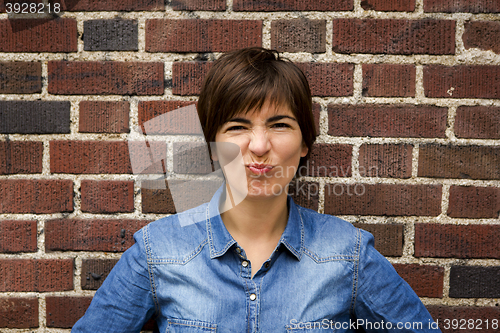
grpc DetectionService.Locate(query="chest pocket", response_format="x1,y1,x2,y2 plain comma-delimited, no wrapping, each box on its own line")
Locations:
166,318,216,332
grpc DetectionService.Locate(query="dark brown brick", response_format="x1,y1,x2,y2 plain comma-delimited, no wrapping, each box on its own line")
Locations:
463,21,500,54
455,106,500,139
0,62,41,93
359,144,413,178
60,0,164,11
424,0,500,13
170,0,225,10
288,180,319,211
138,101,198,134
362,64,416,97
172,62,212,96
418,144,500,180
424,65,500,99
0,0,44,13
427,306,500,333
0,297,38,329
81,180,134,213
449,266,500,298
325,184,442,216
328,105,447,138
141,179,176,214
0,180,73,214
0,220,37,253
415,224,500,259
84,20,138,51
0,259,73,292
448,186,500,219
353,223,404,256
46,296,92,328
233,0,353,11
298,143,352,177
296,63,354,97
45,219,149,252
146,19,262,53
332,19,455,55
312,103,320,136
48,61,164,95
81,259,119,290
393,264,444,298
0,141,43,174
361,0,415,11
79,101,129,133
271,20,326,53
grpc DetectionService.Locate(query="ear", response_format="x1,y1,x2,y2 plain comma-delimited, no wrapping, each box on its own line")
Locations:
300,141,308,158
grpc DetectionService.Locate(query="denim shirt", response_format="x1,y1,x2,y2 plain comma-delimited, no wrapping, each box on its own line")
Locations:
73,186,440,333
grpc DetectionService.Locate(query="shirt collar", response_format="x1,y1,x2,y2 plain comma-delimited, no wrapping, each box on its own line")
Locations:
206,185,304,261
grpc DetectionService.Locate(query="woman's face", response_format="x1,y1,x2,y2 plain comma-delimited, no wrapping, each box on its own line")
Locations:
215,100,308,200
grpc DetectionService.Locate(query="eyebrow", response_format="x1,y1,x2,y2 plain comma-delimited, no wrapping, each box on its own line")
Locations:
227,115,297,124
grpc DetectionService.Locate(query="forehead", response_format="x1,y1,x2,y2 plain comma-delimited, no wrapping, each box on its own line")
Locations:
231,100,295,121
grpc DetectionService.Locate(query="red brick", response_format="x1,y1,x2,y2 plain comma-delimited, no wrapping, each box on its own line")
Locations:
0,141,43,174
0,180,73,214
173,142,213,174
455,106,500,139
81,259,119,290
45,219,148,252
48,61,164,95
415,224,500,259
427,306,500,333
172,62,212,96
271,20,326,53
141,179,176,214
233,0,353,11
312,103,320,136
296,63,354,97
362,64,415,97
424,0,500,13
146,19,262,53
332,19,455,55
393,264,444,298
171,0,225,10
463,21,500,54
352,223,404,256
0,259,73,292
138,101,198,134
424,65,500,99
325,184,442,216
418,144,500,180
0,220,37,253
361,0,415,11
0,62,41,93
60,0,164,11
0,297,38,329
288,180,319,211
81,180,134,213
298,144,352,177
359,144,413,178
0,19,77,52
79,101,129,133
328,105,447,138
448,186,500,218
46,296,92,328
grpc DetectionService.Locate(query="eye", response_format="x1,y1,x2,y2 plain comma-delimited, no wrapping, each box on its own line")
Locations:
272,123,291,128
227,125,246,131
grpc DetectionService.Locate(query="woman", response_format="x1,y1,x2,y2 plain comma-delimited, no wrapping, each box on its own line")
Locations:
73,48,439,332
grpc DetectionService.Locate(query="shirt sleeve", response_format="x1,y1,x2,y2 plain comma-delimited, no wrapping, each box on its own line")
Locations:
353,229,441,333
72,228,157,333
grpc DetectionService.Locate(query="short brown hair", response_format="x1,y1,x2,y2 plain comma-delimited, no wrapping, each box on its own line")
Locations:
197,47,316,167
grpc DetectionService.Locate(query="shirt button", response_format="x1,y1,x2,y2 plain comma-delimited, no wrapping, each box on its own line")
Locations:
242,261,249,267
236,247,241,253
249,293,256,301
264,262,270,268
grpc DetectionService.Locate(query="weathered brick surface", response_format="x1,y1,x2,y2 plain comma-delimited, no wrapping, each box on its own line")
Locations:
424,65,500,99
0,62,41,93
0,259,73,292
45,219,149,252
362,64,416,97
60,0,165,11
328,105,447,138
359,144,413,178
48,61,164,95
0,220,37,253
447,186,500,219
172,62,212,96
80,180,134,213
141,179,176,214
146,20,262,53
288,180,319,211
138,101,199,134
300,143,352,177
271,20,326,53
79,101,130,133
0,298,38,329
352,223,404,256
0,141,43,174
418,145,500,180
173,142,213,174
296,63,354,97
46,296,92,328
427,306,500,333
424,0,500,13
415,224,500,259
324,184,442,216
0,180,73,214
0,18,77,52
361,0,415,11
233,0,353,11
455,106,500,139
463,21,500,54
332,19,455,55
84,20,138,51
449,266,500,298
393,264,444,298
171,0,226,11
0,101,70,134
81,259,119,290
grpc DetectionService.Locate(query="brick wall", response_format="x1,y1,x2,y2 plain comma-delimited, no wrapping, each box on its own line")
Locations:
0,0,499,331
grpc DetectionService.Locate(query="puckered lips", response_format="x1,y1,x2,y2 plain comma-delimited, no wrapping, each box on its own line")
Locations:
246,162,274,175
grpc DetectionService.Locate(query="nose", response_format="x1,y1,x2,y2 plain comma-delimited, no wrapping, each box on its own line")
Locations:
248,128,271,157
